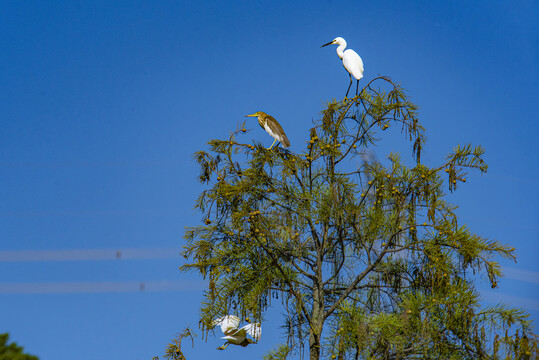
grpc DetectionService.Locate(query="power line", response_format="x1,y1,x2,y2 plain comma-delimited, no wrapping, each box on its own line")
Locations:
0,248,178,262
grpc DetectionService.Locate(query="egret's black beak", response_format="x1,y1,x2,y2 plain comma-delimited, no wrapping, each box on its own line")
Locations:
321,41,334,48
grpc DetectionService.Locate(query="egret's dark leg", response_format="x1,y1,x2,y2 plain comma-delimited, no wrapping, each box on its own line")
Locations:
345,74,353,99
356,80,359,97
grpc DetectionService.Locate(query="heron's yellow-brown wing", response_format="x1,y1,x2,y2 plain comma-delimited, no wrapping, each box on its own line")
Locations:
263,114,291,148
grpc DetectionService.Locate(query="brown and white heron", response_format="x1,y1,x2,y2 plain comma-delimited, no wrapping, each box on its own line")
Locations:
245,111,291,150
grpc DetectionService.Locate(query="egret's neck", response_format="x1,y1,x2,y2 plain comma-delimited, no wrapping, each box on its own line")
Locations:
336,41,347,60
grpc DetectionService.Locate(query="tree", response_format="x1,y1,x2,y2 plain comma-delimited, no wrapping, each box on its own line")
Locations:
0,334,38,360
181,77,538,359
153,327,195,360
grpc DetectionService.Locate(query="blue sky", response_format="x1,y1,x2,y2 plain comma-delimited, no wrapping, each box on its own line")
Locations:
0,1,537,359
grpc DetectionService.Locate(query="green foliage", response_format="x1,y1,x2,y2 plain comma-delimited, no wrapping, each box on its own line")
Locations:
153,328,195,360
263,344,293,360
0,334,38,360
181,77,537,359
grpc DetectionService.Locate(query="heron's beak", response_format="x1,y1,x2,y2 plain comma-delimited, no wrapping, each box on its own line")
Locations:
245,114,256,117
321,41,334,48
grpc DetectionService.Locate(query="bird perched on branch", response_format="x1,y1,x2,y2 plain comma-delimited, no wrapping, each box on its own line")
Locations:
321,36,364,99
212,315,262,350
246,111,290,150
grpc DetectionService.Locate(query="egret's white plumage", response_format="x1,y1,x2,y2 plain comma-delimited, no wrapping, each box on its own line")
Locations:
213,315,241,335
321,36,364,98
212,315,262,350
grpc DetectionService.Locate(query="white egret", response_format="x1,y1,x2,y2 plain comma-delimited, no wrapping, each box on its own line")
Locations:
321,37,364,98
246,111,291,150
212,315,262,350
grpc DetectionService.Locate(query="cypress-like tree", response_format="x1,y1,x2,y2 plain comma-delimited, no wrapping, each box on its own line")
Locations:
0,333,39,360
181,77,538,359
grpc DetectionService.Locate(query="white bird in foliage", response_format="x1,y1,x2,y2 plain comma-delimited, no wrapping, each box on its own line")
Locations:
212,315,262,350
321,36,364,98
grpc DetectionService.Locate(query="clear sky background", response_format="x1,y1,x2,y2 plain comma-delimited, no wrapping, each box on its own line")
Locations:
0,1,537,359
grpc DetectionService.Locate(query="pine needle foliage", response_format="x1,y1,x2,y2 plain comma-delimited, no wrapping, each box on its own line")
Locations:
181,77,537,359
153,327,195,360
0,333,39,360
264,344,293,360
